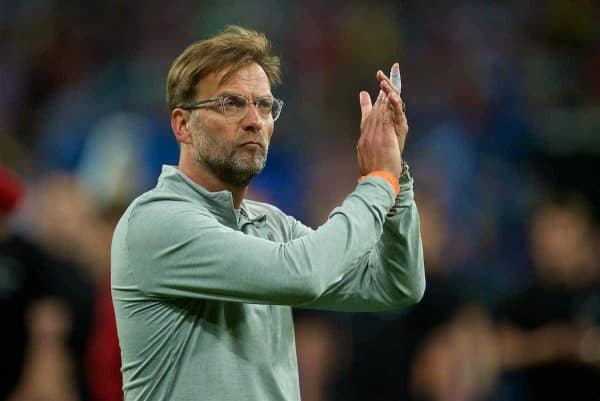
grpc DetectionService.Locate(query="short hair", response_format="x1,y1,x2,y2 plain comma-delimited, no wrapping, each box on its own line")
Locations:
166,25,281,112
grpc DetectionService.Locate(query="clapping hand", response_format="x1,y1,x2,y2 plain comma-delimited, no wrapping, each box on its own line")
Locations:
357,88,403,179
361,63,409,157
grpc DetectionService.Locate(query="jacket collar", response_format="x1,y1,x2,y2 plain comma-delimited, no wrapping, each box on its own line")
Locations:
157,165,266,226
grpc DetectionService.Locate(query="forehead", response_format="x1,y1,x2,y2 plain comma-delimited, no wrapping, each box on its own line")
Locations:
197,63,272,98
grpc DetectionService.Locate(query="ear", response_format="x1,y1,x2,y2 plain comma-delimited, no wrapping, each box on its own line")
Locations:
171,108,193,145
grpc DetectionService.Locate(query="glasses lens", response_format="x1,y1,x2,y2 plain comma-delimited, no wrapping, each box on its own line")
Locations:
271,99,283,121
256,98,274,117
221,95,283,121
222,95,248,119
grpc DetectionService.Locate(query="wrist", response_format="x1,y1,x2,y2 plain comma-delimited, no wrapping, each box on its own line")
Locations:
358,171,400,196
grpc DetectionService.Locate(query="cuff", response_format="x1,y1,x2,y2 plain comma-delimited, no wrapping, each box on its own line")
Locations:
358,171,400,196
388,163,414,216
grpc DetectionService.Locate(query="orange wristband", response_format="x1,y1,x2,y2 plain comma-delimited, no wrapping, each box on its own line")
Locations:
358,171,400,196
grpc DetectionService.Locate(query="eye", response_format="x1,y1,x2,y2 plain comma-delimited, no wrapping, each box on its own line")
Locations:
256,98,274,111
222,95,247,110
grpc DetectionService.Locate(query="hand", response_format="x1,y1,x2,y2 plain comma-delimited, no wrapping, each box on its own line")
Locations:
376,63,409,156
357,91,403,178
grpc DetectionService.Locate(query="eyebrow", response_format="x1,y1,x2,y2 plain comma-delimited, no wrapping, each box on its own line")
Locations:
214,90,274,99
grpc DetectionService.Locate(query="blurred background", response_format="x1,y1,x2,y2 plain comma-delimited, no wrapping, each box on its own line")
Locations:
1,0,599,400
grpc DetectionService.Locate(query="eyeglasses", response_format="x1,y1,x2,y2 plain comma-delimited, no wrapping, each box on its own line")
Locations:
178,94,284,121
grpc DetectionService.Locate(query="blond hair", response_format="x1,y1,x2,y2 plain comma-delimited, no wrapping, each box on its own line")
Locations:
166,25,281,111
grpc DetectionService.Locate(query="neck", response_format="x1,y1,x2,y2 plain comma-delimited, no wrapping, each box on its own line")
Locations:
178,157,247,209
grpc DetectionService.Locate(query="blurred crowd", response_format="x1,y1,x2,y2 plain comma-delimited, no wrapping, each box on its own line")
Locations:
1,1,598,400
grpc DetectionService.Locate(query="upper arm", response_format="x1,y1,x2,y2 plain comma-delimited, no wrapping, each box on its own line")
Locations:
286,214,314,240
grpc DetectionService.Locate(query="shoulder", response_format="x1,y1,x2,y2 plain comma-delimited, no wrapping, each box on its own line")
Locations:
113,188,215,245
132,187,213,220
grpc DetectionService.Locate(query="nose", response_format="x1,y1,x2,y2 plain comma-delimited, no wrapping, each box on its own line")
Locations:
240,102,264,132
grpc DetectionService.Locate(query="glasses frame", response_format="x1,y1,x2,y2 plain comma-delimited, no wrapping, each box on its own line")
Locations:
178,95,284,122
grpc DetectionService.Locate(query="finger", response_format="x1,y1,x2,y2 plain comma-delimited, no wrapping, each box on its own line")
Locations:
390,95,408,135
373,93,386,133
389,92,409,135
383,97,396,134
388,92,405,118
383,96,398,148
361,93,377,138
374,90,385,108
383,95,394,125
380,79,397,97
377,70,400,95
365,91,383,139
390,63,401,95
359,91,372,129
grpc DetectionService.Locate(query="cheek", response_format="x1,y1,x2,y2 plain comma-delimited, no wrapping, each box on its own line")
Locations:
265,123,275,142
195,116,230,145
206,116,239,140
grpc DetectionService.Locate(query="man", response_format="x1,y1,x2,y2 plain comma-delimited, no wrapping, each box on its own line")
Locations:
111,26,425,401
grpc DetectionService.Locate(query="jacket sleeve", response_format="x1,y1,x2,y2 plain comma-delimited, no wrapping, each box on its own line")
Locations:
113,177,398,306
295,170,425,311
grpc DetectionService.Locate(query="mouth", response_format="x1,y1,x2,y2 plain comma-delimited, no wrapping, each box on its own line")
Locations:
239,141,263,149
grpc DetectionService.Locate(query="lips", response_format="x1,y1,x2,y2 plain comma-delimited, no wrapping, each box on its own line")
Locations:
240,141,263,149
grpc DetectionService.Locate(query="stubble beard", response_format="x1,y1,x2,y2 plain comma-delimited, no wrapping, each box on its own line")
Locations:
193,129,268,188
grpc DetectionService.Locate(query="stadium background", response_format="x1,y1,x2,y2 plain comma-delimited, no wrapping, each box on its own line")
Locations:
0,0,598,400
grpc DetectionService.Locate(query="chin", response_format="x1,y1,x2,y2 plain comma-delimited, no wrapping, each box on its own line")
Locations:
226,159,264,185
235,153,266,171
240,164,265,178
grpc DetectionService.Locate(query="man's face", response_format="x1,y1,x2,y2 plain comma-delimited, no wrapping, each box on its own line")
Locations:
188,63,275,187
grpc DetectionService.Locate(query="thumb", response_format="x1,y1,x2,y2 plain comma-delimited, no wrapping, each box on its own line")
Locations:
359,91,372,129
